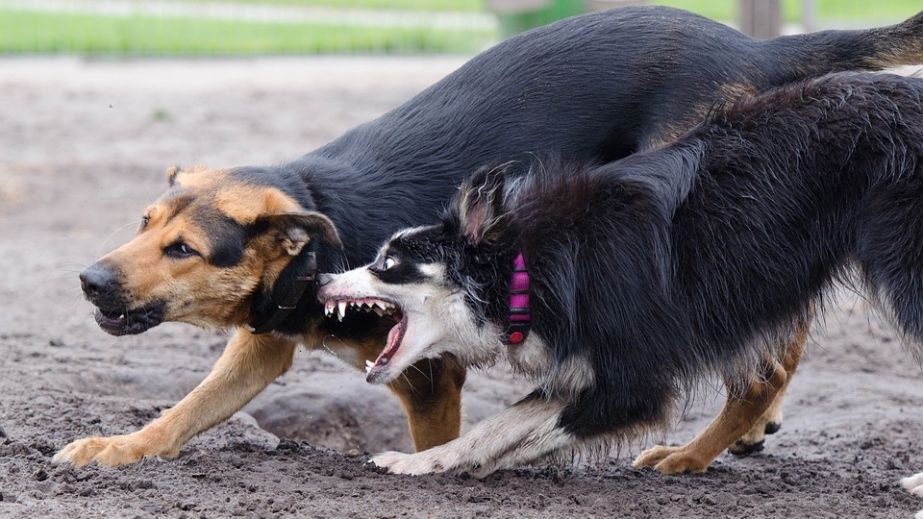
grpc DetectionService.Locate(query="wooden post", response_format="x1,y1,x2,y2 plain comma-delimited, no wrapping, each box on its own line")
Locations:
801,0,817,32
739,0,781,39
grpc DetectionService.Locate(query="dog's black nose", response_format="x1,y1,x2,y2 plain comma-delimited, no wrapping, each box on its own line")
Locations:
79,263,117,299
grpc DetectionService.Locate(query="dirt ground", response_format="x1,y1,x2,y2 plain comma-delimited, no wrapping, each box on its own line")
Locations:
0,57,922,519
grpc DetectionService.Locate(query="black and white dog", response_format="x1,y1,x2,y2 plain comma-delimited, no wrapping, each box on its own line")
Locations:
319,73,923,490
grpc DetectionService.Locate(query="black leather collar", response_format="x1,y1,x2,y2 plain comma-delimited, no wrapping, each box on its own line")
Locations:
248,251,317,335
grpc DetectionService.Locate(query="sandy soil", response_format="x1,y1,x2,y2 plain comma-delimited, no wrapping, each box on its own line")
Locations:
0,57,921,519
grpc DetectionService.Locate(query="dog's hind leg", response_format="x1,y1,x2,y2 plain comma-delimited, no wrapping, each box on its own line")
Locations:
633,324,806,474
387,356,466,451
53,329,296,467
729,322,807,456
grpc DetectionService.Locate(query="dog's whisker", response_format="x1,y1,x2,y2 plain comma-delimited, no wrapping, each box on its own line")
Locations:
320,335,341,360
97,218,143,254
399,372,416,394
405,362,431,384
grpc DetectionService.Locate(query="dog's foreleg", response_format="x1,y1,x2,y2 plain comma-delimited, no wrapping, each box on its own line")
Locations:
371,394,571,476
53,329,296,467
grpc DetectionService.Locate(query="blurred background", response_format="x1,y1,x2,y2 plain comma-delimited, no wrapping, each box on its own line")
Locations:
1,0,921,56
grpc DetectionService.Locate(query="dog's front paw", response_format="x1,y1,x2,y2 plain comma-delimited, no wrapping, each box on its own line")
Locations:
370,450,455,475
53,430,178,468
903,472,923,497
632,445,710,474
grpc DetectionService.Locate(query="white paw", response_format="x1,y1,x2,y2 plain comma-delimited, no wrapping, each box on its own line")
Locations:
370,450,455,475
903,472,923,496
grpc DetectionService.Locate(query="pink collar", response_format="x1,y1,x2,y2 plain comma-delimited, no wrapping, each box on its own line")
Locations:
504,252,530,346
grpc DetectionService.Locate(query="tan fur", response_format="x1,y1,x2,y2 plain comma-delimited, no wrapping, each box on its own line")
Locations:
388,358,466,451
632,322,807,474
213,185,303,225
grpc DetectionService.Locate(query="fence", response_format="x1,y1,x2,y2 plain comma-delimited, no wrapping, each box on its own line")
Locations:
0,1,918,56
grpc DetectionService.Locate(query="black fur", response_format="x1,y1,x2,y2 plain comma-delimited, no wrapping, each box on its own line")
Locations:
192,207,248,268
233,6,923,334
398,72,923,440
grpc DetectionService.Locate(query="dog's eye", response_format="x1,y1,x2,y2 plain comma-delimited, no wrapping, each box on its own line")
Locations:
164,241,198,259
139,214,150,231
383,256,397,270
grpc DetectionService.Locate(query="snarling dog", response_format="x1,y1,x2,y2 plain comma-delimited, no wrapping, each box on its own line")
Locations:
55,6,923,468
319,73,923,484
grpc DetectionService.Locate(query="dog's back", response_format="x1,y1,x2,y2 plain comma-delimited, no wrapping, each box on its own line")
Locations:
303,7,923,265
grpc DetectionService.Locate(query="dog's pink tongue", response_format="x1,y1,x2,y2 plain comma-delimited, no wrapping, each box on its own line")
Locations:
373,321,402,368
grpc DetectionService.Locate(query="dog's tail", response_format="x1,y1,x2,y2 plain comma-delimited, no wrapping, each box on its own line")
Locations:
848,76,923,355
857,184,923,358
765,11,923,82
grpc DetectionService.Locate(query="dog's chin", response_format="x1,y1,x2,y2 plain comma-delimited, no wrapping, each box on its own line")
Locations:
93,302,166,336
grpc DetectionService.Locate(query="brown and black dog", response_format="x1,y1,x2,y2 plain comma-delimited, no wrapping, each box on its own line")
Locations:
54,6,923,471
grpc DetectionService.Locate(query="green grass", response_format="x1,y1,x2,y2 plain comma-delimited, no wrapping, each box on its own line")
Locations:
153,0,486,12
0,8,497,55
654,0,920,23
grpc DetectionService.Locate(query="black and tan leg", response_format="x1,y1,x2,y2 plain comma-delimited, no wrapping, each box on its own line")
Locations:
322,328,466,452
633,322,807,474
54,330,297,467
388,356,466,451
728,325,805,456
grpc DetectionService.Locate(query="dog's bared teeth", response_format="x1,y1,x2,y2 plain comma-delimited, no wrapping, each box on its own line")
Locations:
365,360,374,368
373,307,385,316
337,301,346,321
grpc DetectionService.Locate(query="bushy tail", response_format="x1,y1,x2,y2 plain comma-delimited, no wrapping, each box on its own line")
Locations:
856,166,923,358
766,11,923,83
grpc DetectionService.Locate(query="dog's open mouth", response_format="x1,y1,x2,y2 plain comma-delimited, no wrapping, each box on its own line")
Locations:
323,297,406,381
93,302,166,336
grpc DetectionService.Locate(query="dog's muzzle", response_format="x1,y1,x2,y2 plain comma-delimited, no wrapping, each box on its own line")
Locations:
79,262,165,336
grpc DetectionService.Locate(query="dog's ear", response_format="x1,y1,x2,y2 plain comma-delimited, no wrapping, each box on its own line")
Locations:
165,165,182,186
166,164,217,188
453,164,509,244
256,211,343,256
